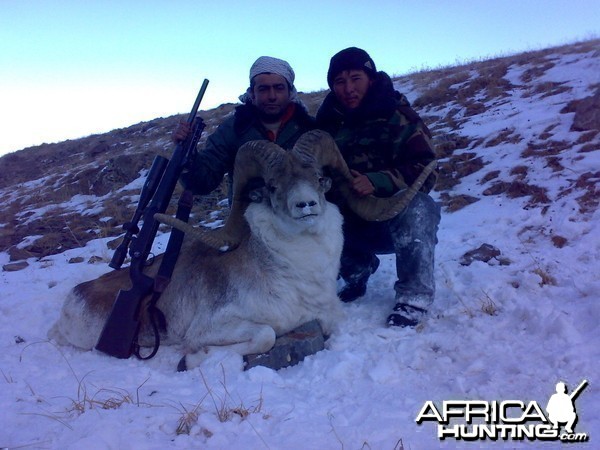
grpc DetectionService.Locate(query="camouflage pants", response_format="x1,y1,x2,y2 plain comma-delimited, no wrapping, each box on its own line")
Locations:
340,192,441,307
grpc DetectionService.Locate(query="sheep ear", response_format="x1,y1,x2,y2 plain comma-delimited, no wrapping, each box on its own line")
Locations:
319,176,332,193
248,188,264,203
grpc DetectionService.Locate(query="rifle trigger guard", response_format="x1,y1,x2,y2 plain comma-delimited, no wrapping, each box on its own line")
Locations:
144,253,156,267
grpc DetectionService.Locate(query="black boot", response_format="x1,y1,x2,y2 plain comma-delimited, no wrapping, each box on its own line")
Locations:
339,282,368,303
338,256,380,303
387,303,427,327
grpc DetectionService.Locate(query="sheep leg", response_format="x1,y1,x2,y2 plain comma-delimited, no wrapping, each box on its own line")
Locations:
179,323,277,371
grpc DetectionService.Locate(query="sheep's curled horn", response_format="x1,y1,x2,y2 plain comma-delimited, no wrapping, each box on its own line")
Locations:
155,130,436,251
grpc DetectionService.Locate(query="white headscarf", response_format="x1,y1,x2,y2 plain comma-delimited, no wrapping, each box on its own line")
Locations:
238,56,302,105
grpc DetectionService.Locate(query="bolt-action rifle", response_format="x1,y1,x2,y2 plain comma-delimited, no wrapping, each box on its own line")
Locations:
95,79,209,359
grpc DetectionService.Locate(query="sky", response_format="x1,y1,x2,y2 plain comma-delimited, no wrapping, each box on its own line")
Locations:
1,0,599,156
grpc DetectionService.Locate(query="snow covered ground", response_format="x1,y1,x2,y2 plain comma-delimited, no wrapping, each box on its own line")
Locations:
1,45,598,449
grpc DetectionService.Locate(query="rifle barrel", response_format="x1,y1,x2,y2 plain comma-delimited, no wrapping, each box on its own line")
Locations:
187,79,209,124
569,379,588,400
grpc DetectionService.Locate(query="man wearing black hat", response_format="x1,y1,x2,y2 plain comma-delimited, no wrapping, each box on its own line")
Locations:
316,47,440,327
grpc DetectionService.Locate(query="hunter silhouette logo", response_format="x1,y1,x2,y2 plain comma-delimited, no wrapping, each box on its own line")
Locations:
546,380,587,434
416,379,589,442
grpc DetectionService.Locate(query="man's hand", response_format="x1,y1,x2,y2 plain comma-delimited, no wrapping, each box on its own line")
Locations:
172,120,191,144
350,169,375,196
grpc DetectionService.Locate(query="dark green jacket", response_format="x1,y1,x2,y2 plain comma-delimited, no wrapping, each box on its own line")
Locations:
181,102,315,195
316,71,436,198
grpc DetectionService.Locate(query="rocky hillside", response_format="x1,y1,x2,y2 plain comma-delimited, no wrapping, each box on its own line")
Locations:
0,39,598,265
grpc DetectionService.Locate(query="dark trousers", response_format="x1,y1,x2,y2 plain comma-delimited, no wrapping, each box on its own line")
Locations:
340,192,441,306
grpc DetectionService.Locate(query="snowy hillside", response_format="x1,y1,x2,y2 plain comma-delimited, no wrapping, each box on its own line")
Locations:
1,40,598,449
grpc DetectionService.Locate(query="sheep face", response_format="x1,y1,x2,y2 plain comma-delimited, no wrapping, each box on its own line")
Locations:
258,158,332,232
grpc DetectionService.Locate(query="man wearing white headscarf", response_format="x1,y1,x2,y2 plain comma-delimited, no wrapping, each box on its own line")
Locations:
239,56,303,108
176,56,314,197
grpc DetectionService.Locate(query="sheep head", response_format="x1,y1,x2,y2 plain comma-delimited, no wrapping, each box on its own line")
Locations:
155,130,436,251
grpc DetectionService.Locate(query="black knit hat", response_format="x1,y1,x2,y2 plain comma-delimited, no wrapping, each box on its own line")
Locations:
327,47,377,87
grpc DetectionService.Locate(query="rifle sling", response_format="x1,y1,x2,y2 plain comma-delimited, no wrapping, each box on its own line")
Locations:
134,189,194,360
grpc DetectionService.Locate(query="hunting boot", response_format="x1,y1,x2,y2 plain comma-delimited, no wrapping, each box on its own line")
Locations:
338,254,380,302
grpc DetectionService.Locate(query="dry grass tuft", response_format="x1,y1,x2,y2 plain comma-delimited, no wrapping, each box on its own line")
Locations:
175,402,204,436
533,268,557,287
199,366,265,424
480,291,499,316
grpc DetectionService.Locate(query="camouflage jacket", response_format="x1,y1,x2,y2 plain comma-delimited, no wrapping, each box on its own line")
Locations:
181,102,315,195
316,71,436,198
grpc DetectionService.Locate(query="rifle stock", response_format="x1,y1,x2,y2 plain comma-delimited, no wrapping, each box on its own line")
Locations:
95,262,154,358
96,79,209,359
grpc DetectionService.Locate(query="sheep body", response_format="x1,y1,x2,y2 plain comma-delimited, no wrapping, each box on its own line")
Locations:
48,188,344,369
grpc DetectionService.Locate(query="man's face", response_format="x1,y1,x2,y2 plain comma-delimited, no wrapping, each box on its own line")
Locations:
332,69,372,110
251,73,291,122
